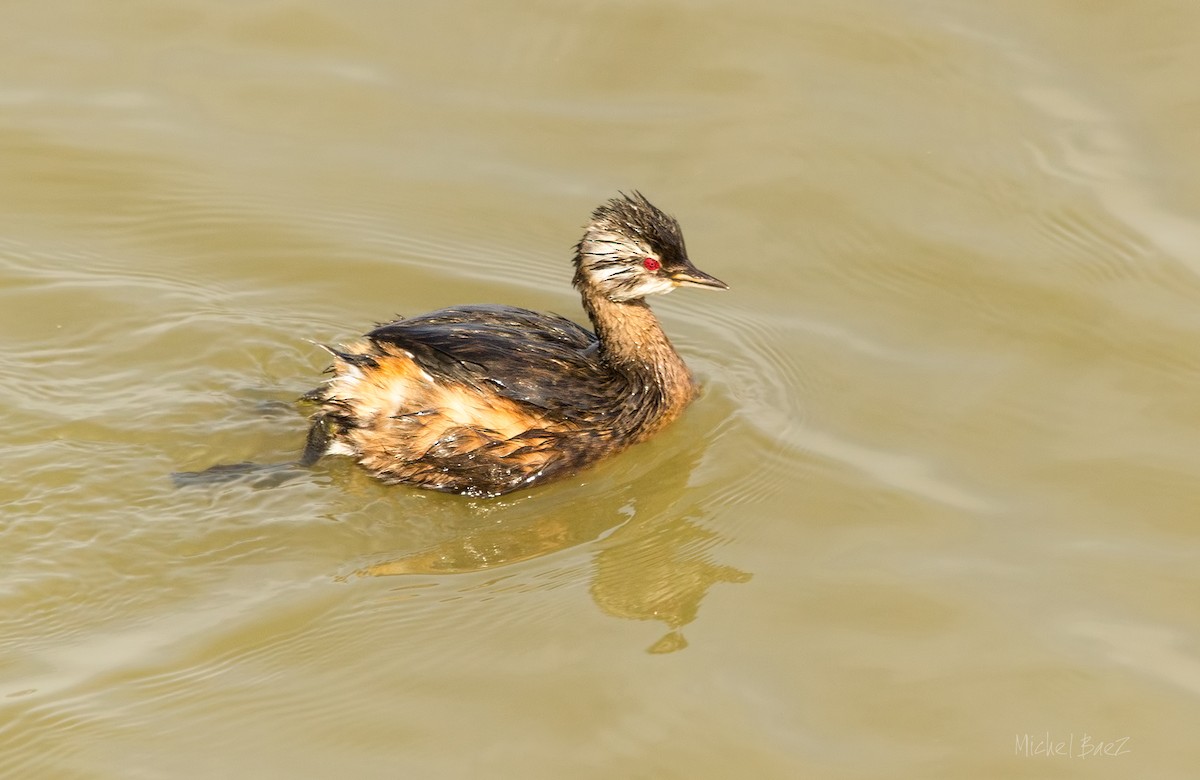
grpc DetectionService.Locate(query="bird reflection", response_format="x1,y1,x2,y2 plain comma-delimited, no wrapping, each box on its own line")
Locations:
353,427,751,653
588,511,751,654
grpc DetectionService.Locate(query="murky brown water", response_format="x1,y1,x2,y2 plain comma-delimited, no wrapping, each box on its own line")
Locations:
3,0,1199,777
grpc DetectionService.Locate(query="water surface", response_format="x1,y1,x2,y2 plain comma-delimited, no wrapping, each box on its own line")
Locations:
2,1,1199,777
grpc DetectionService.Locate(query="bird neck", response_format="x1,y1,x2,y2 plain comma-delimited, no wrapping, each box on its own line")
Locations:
579,284,695,415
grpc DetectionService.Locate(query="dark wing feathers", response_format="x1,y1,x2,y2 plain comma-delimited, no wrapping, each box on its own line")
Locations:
365,304,623,420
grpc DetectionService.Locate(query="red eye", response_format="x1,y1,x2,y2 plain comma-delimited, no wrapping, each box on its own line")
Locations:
643,257,661,271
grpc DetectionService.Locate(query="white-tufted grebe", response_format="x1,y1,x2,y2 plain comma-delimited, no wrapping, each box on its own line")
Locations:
184,192,727,496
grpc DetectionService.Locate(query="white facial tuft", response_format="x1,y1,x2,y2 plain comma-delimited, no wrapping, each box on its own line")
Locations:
608,273,674,301
577,233,677,302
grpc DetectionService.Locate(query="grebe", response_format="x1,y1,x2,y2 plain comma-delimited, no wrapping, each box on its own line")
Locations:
299,192,727,497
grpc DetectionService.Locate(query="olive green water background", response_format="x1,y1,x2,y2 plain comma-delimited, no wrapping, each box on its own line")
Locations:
4,1,1200,777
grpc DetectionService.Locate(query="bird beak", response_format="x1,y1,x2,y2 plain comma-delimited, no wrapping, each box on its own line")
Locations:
670,264,729,291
